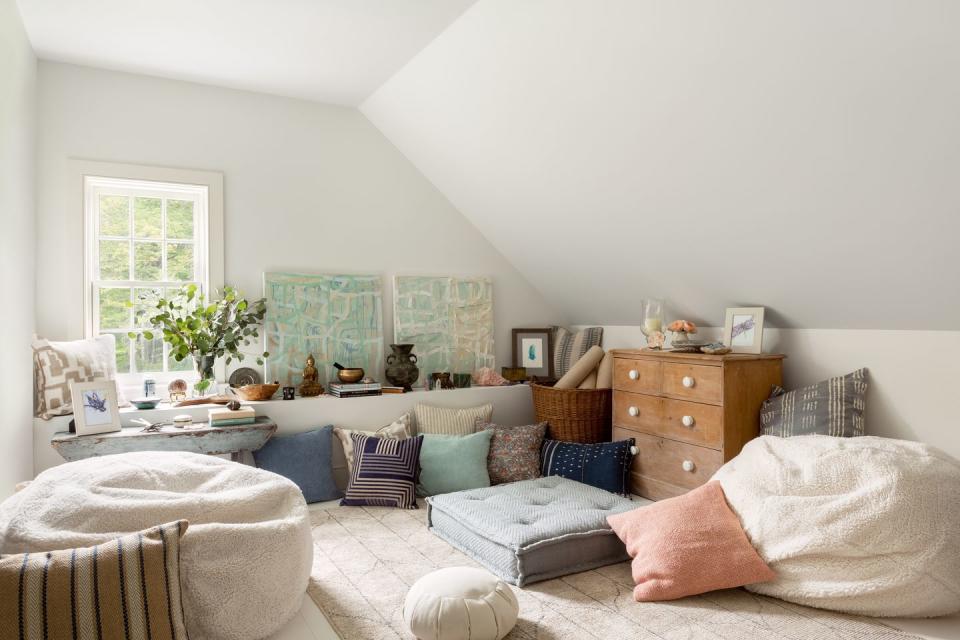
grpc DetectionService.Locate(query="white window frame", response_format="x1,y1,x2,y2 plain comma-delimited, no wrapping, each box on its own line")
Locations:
76,160,224,393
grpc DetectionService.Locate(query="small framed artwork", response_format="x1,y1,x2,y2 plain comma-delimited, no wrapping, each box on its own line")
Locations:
723,307,765,354
512,328,554,379
70,380,122,436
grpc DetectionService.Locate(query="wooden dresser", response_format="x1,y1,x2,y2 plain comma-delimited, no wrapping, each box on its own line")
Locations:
612,349,784,500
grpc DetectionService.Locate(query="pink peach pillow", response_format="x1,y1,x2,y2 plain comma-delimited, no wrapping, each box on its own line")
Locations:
607,481,775,601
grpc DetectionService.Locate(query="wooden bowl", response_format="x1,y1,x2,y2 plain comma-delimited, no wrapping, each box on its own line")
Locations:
232,383,280,401
337,368,364,383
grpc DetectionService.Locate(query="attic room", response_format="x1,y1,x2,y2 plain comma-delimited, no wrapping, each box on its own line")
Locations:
1,1,958,639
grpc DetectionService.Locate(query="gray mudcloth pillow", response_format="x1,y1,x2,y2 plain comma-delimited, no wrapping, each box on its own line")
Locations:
760,368,868,437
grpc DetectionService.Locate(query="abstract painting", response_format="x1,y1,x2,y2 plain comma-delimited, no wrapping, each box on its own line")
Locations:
393,276,494,375
264,273,384,386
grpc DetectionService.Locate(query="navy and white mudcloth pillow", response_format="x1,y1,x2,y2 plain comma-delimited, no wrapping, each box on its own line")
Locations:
340,433,424,509
540,438,636,495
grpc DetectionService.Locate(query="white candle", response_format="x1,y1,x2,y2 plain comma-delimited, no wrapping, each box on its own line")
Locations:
643,318,662,333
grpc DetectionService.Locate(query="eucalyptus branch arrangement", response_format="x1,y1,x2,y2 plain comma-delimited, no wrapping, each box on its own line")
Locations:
129,284,269,392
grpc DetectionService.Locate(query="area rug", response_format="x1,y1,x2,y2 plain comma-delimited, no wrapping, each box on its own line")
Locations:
308,503,918,640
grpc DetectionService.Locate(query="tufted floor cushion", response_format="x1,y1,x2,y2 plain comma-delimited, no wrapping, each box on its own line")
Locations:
426,476,639,586
0,451,313,640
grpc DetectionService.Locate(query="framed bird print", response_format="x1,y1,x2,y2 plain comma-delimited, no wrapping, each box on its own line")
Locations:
70,380,123,435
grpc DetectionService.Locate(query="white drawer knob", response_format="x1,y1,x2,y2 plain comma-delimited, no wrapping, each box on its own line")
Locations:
682,376,695,388
681,415,695,427
628,406,639,417
682,460,696,472
628,369,640,380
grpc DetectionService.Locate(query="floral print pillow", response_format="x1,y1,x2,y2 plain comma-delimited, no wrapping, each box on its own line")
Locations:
476,421,548,484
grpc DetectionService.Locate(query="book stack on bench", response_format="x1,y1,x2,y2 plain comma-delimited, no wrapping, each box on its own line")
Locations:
328,382,382,398
208,406,256,426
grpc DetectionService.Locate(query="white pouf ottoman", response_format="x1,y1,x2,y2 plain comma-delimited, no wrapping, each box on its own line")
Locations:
404,567,519,640
0,451,313,640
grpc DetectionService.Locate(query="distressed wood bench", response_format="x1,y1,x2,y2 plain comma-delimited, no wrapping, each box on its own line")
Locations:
51,416,277,463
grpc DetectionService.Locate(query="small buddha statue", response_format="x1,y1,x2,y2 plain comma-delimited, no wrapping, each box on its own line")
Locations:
298,354,324,397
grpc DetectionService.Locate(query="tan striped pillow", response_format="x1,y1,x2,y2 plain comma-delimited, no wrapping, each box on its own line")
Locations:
0,521,189,640
414,403,493,436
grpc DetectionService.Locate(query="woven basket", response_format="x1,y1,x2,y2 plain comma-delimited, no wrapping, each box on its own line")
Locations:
531,384,612,443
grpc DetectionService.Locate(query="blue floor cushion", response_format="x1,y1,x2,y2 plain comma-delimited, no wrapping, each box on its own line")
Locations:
253,426,341,503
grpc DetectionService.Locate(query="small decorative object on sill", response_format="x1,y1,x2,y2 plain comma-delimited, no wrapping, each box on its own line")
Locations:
226,400,242,411
231,383,281,402
453,373,472,388
501,367,528,383
701,343,732,355
173,414,193,427
229,367,262,388
173,394,233,407
640,298,665,349
130,397,162,410
431,372,454,390
282,387,296,400
473,367,510,386
143,377,156,398
298,354,324,397
385,343,420,391
646,330,665,350
667,319,698,345
168,379,188,403
333,362,365,384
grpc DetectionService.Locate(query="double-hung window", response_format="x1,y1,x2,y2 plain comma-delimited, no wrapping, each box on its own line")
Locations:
84,176,210,379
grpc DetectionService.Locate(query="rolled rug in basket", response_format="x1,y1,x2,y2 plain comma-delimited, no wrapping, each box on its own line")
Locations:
596,352,614,389
554,346,605,389
578,369,598,389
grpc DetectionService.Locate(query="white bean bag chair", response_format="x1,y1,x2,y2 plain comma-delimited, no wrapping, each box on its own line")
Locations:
713,435,960,617
0,451,313,640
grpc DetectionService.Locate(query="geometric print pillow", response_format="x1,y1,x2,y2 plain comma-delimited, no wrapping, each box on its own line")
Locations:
340,434,424,509
553,326,603,379
0,521,190,640
760,368,868,438
33,334,126,419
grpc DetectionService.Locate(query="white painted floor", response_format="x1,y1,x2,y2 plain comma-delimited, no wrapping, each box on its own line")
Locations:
268,591,960,640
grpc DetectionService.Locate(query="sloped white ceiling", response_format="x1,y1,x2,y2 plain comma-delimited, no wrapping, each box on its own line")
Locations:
16,0,477,105
363,0,960,329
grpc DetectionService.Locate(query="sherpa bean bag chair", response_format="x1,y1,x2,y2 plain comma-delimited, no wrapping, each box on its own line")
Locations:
0,451,313,640
713,435,960,617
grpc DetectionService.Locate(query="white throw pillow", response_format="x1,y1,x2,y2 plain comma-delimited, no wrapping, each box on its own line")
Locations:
33,334,127,419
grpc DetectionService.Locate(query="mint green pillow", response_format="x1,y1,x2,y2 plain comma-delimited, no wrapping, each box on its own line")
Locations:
417,431,494,497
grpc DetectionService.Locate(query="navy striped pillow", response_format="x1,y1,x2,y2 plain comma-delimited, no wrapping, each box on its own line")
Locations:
340,434,424,509
540,438,635,496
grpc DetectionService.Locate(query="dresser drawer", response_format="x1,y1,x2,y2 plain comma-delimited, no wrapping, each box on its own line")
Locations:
613,358,661,394
616,428,723,498
661,362,722,404
613,391,723,449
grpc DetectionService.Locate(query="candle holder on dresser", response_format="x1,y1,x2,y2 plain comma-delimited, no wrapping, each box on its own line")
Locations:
640,298,665,349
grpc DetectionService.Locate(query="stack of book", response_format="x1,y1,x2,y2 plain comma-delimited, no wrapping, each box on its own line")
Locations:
328,382,382,398
208,406,256,426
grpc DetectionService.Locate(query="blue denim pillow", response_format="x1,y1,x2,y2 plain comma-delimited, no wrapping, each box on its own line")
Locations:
540,438,635,495
253,426,341,503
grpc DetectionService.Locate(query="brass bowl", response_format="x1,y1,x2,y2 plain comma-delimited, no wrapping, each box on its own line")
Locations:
232,383,280,401
337,368,364,383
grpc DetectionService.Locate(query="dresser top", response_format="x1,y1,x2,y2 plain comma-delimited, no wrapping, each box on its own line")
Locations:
611,349,785,363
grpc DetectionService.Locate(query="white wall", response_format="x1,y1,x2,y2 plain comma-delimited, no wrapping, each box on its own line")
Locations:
0,0,36,497
363,0,960,330
35,62,563,375
591,325,960,460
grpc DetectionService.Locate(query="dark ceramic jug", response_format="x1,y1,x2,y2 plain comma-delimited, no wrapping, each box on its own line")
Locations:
385,344,419,391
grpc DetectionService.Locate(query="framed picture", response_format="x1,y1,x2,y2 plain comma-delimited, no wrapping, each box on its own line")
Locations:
70,380,122,436
512,328,554,379
723,307,765,354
